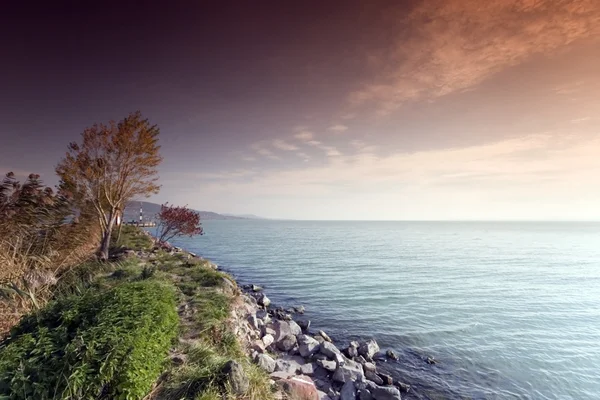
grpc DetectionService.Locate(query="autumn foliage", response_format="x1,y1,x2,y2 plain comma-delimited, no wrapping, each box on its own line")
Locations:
56,111,162,260
155,203,203,244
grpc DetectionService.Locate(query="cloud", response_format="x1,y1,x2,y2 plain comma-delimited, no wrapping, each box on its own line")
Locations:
328,124,348,133
272,139,299,151
250,142,281,160
294,131,314,141
307,140,321,147
325,148,341,157
350,0,600,114
571,117,591,124
242,156,256,162
203,132,599,192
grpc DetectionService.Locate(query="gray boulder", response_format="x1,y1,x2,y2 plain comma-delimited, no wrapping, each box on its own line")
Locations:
273,320,293,342
320,341,342,359
289,320,303,336
332,359,365,383
365,371,384,385
377,372,393,385
248,315,260,330
318,330,332,342
340,380,357,400
256,353,276,373
222,360,249,395
317,359,337,371
298,334,321,357
363,362,377,373
298,319,311,332
371,385,401,400
359,389,374,400
277,334,298,352
358,339,380,360
262,334,274,347
275,357,304,375
256,293,270,307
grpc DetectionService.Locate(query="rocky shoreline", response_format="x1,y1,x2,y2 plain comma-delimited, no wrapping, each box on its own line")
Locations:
148,235,414,400
234,283,412,400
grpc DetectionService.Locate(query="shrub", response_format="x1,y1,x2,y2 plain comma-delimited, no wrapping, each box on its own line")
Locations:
0,280,178,400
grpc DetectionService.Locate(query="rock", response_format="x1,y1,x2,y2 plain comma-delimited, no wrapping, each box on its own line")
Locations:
317,359,337,371
222,360,249,395
312,353,328,362
394,382,410,393
295,305,306,314
170,354,187,365
315,378,332,391
273,320,292,341
271,371,294,380
358,389,374,400
251,339,266,353
377,372,393,386
248,315,259,330
426,356,437,365
289,320,303,336
275,357,303,375
278,375,320,400
257,309,269,319
318,330,332,342
320,341,342,359
365,371,384,385
340,380,357,400
277,334,298,352
332,359,365,383
300,362,316,376
386,350,398,360
252,284,263,292
317,390,333,400
262,334,275,347
355,355,368,365
273,308,293,321
371,385,401,400
298,334,321,357
298,319,311,332
363,362,377,373
358,340,380,360
257,293,271,307
345,343,359,358
256,353,276,373
313,334,326,343
263,326,276,337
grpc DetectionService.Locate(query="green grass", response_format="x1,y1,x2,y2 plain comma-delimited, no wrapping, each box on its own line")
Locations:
0,280,179,400
0,225,273,400
112,224,153,251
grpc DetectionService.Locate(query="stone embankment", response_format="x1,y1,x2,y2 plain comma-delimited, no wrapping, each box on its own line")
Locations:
232,284,412,400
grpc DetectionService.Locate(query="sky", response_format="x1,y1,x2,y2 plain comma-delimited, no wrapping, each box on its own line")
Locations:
1,0,600,220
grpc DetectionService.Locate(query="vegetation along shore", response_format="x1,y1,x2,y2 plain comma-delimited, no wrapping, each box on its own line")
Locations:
0,112,411,399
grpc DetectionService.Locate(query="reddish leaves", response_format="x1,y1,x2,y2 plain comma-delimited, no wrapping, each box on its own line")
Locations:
156,203,203,244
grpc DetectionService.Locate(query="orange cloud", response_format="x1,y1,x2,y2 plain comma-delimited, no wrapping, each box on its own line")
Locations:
350,0,600,114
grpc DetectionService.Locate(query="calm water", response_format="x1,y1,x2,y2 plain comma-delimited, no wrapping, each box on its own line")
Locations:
169,221,600,400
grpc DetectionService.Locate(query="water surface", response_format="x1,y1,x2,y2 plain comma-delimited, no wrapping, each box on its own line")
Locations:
169,221,600,399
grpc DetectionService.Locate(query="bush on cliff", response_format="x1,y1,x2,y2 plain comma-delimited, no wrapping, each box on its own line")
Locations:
0,280,179,400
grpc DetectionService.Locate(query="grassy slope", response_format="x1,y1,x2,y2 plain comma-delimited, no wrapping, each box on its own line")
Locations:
0,226,273,400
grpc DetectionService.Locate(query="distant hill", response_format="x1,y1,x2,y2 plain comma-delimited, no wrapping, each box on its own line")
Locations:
122,201,246,222
222,213,266,219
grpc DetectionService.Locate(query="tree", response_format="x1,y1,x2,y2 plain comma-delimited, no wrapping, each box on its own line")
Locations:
56,112,162,260
155,203,203,245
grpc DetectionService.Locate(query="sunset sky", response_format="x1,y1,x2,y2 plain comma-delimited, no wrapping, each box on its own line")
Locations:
1,1,600,220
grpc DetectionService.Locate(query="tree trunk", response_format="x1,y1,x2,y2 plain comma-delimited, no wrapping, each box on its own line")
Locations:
98,211,115,261
115,211,123,245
